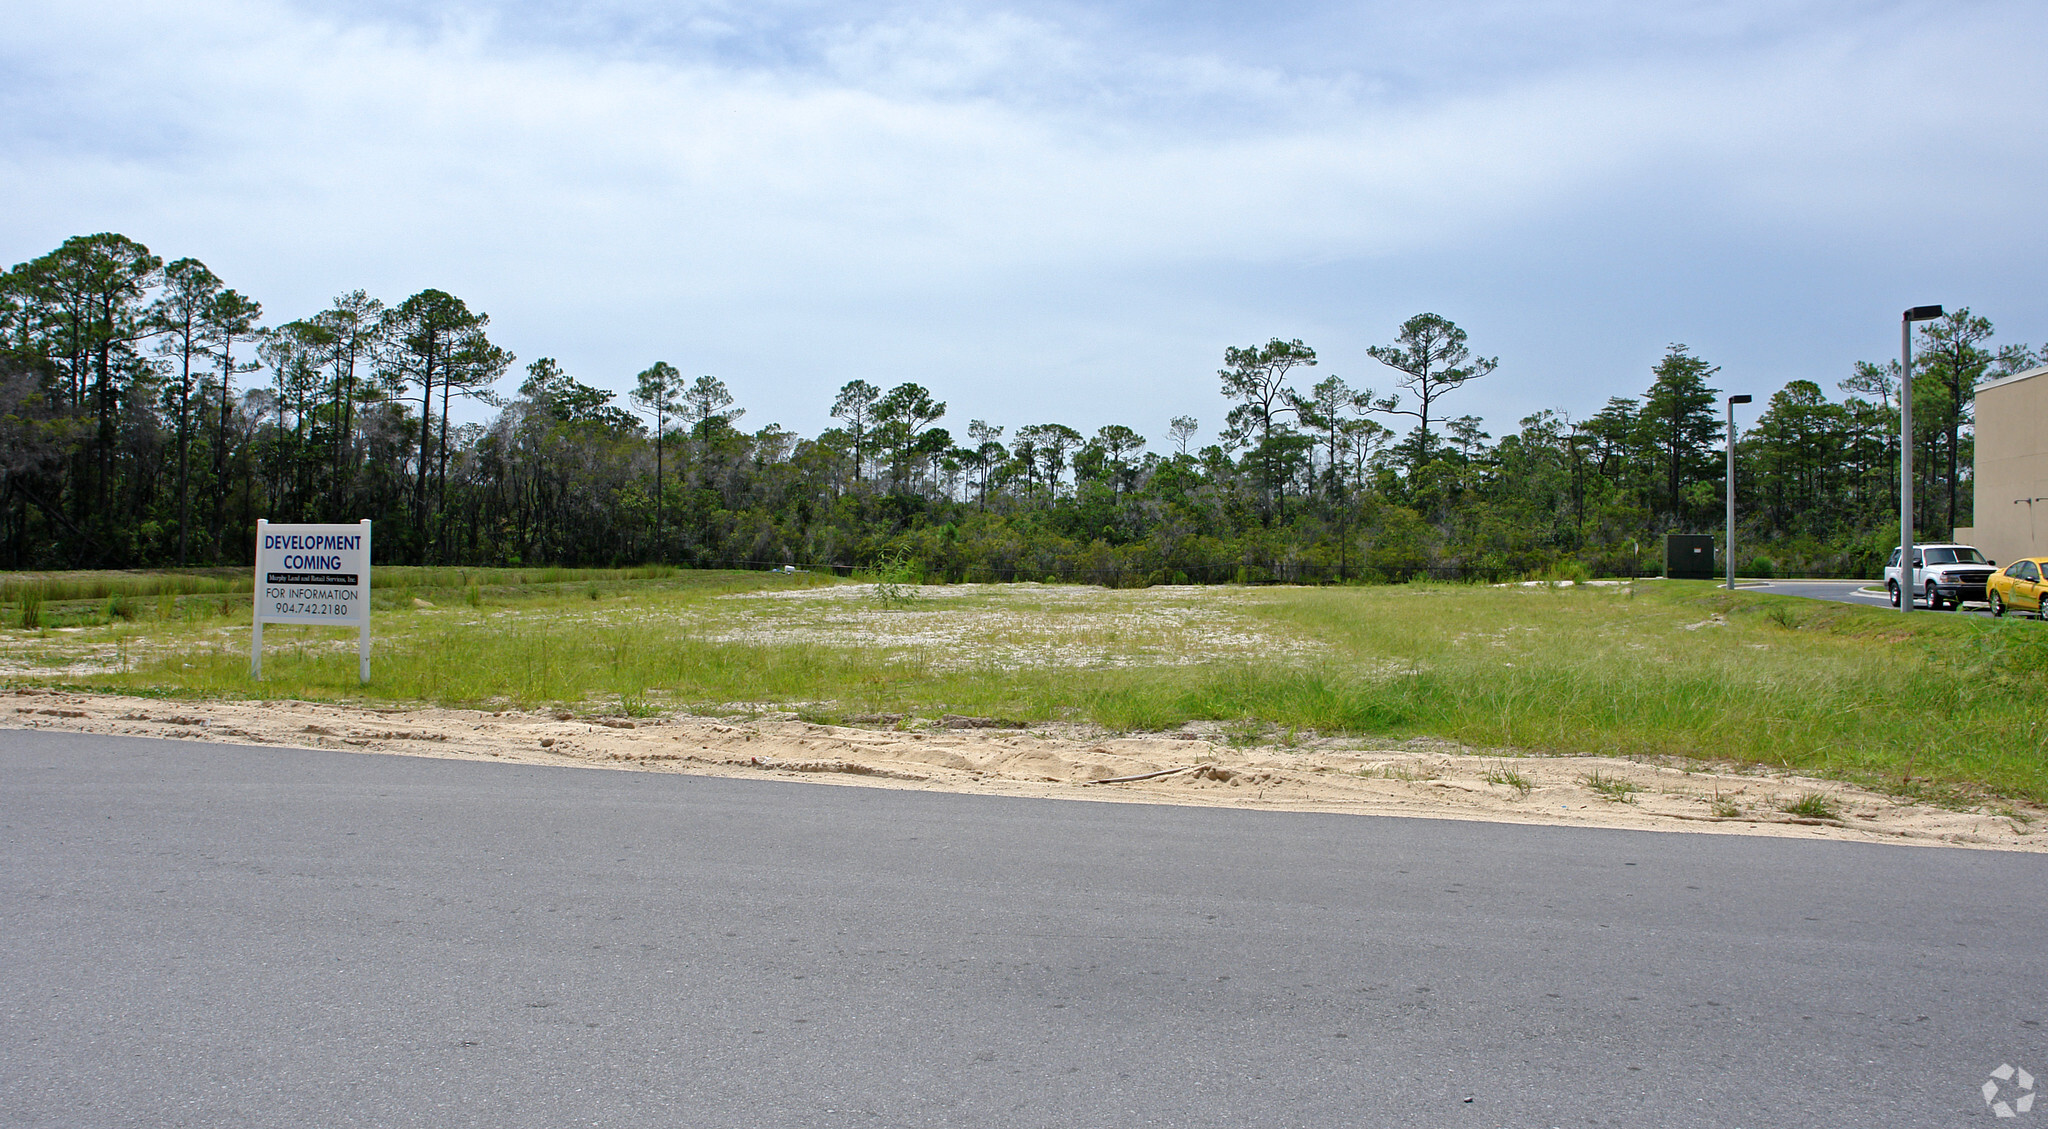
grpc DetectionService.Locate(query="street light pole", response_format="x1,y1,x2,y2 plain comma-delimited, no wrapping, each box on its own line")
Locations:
1726,394,1751,591
1900,305,1944,611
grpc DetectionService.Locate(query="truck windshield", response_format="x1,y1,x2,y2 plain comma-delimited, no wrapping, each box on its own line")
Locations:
1923,548,1988,565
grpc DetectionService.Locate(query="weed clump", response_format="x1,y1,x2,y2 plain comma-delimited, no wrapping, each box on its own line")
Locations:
619,689,656,718
1484,761,1533,797
1779,791,1843,821
18,586,42,629
1584,770,1641,803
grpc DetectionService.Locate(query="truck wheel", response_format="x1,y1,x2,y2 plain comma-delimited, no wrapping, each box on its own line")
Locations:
1926,582,1943,610
1888,582,1901,608
1990,591,2006,617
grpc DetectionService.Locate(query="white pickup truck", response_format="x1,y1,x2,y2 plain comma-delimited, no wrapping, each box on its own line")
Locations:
1885,543,1997,609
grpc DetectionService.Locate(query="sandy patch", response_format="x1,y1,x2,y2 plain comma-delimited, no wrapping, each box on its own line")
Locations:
0,623,252,679
4,688,2040,852
699,582,1323,670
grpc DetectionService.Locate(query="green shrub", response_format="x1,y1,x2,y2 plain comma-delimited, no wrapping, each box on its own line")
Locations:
1537,558,1591,584
863,552,923,610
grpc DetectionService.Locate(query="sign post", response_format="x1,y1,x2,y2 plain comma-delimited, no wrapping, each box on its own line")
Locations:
252,519,372,682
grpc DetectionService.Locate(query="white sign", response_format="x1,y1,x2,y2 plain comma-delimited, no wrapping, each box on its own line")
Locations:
251,519,371,682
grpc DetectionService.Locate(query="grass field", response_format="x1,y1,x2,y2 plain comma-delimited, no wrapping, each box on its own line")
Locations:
5,568,2046,803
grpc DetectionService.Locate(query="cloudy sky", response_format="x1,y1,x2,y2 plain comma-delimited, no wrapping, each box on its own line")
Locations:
4,0,2043,447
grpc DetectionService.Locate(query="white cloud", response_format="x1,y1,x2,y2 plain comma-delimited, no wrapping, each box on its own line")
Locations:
2,0,2043,438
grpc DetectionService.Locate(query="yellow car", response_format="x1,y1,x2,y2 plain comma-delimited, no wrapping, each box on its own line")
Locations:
1987,557,2048,619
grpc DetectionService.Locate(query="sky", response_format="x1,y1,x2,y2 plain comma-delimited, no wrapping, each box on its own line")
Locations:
4,0,2044,448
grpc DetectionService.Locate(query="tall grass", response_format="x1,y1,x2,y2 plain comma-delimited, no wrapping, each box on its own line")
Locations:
372,564,683,590
0,570,249,603
0,564,696,606
18,572,2048,801
1243,582,2048,800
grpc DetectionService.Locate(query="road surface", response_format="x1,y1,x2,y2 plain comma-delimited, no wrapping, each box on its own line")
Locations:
1742,577,2017,617
4,731,2044,1127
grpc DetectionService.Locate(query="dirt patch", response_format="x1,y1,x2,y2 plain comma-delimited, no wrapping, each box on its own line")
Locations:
698,582,1325,670
4,687,2040,852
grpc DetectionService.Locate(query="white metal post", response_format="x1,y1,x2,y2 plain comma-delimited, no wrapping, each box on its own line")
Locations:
251,519,266,678
358,519,372,683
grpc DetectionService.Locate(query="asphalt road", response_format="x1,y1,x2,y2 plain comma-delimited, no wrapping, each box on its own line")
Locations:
1740,579,1890,607
1741,578,2031,618
4,731,2046,1128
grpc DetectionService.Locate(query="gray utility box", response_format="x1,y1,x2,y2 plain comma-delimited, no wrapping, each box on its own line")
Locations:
1664,535,1716,579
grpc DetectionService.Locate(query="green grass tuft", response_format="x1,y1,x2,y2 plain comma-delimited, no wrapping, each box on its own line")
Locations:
1483,762,1533,797
1583,770,1642,803
1779,791,1844,821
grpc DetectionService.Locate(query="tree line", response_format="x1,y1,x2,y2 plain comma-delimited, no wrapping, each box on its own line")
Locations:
2,232,2038,581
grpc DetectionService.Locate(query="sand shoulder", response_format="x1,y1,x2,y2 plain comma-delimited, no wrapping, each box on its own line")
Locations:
6,688,2040,852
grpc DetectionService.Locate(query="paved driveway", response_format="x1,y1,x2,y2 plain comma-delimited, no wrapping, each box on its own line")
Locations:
5,731,2045,1127
1743,577,2015,617
1741,578,1890,606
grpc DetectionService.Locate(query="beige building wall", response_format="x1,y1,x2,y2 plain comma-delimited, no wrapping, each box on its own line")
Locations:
1972,365,2048,565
